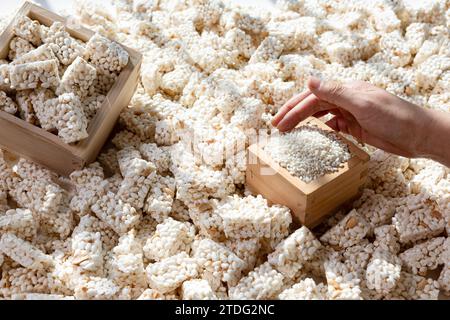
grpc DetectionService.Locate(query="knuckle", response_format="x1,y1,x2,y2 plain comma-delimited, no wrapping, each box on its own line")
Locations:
327,81,345,96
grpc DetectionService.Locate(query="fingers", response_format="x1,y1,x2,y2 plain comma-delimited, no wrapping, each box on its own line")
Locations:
313,108,342,118
325,116,350,135
272,90,312,127
338,109,362,141
277,94,337,132
308,77,358,112
325,115,363,143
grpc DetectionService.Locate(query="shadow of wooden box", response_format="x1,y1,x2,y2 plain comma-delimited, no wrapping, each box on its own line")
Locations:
246,117,370,228
0,1,142,176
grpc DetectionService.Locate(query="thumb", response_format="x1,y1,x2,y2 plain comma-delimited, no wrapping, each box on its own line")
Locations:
308,77,356,112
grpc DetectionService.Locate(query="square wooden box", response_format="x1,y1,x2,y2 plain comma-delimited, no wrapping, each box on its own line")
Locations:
0,1,142,176
246,117,370,228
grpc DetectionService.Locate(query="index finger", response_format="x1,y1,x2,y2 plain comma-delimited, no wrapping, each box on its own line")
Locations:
271,90,312,127
277,94,337,132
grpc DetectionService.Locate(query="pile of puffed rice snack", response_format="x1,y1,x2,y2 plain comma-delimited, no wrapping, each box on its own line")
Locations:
0,0,449,300
264,126,351,183
0,14,129,144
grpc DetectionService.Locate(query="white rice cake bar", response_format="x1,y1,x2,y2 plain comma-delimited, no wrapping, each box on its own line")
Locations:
392,194,445,244
91,191,141,235
82,93,105,122
265,204,292,251
320,209,370,249
74,214,119,253
278,278,328,300
373,225,401,254
0,208,37,240
192,238,246,289
145,252,198,294
365,249,402,295
73,276,120,300
117,158,155,209
139,143,171,174
10,59,60,90
0,233,53,269
302,246,342,279
143,218,195,262
53,93,89,144
16,90,38,124
0,90,18,115
399,237,446,275
324,258,362,300
416,55,450,90
107,231,147,296
11,158,52,181
85,33,129,73
343,240,375,277
228,262,284,300
268,226,321,278
144,175,176,223
71,229,104,273
216,195,271,239
116,146,142,178
38,183,73,238
8,36,35,61
181,279,217,300
11,44,56,65
187,202,226,242
56,56,97,98
69,161,105,187
12,15,41,46
400,0,445,25
249,36,284,64
70,180,107,216
223,238,261,273
353,188,396,234
105,173,122,194
384,272,440,300
42,22,85,65
30,88,56,131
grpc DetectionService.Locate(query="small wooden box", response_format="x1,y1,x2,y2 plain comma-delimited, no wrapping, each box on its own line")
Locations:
246,117,370,228
0,1,142,176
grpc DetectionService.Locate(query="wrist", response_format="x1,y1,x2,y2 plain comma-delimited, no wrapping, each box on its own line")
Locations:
415,108,450,166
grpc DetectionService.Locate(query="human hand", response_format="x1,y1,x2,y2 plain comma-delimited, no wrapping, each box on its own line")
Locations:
272,77,440,160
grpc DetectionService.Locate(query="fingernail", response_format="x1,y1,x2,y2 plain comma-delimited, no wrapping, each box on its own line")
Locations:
308,77,321,90
277,121,288,132
271,116,279,126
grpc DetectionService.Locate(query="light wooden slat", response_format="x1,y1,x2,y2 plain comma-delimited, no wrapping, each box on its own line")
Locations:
0,111,85,174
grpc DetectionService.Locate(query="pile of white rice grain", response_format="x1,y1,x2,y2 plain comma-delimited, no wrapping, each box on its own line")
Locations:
264,126,351,182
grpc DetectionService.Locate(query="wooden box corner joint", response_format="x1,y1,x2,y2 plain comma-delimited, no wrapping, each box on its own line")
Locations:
246,117,370,228
0,1,142,176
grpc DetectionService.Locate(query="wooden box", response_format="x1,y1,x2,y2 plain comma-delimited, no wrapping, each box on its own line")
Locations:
0,1,142,176
246,117,370,228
